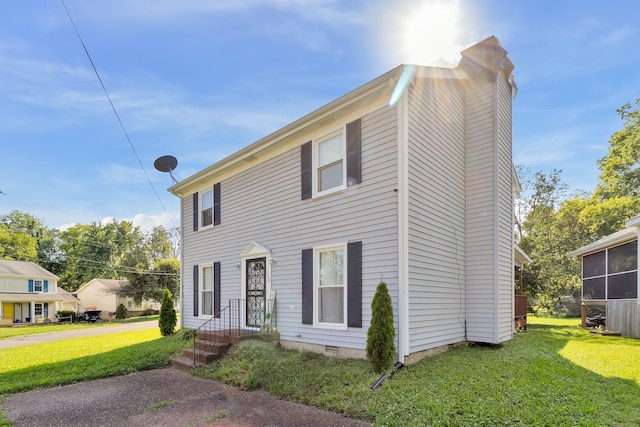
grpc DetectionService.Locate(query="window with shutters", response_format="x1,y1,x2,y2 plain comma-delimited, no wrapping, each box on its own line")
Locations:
34,280,43,292
35,303,43,317
195,183,221,230
315,244,347,328
200,188,213,228
315,130,345,195
201,264,214,316
301,119,361,200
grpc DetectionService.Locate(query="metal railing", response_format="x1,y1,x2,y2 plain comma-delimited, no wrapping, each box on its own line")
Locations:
192,298,276,365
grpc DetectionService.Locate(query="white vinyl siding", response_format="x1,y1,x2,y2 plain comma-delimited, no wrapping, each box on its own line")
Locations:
464,73,514,344
496,73,515,342
406,78,467,354
180,105,399,351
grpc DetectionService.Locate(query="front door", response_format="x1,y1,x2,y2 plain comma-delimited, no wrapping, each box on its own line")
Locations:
245,257,266,328
3,303,13,321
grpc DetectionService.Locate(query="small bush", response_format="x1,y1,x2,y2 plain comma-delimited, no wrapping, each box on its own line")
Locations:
366,280,396,373
159,288,177,336
56,310,76,322
115,303,127,319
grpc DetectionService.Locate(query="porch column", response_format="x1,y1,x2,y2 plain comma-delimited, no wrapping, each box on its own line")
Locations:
30,301,35,323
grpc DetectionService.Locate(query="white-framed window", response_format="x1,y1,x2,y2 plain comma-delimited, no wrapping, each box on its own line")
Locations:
200,188,213,228
201,264,214,316
34,280,42,292
315,244,347,327
127,299,133,308
314,130,345,195
35,303,43,316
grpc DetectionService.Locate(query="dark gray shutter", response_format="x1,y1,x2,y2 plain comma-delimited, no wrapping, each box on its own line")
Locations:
214,262,221,318
346,118,362,185
193,265,199,317
301,248,313,324
192,193,199,231
347,241,363,328
213,183,221,225
301,141,312,200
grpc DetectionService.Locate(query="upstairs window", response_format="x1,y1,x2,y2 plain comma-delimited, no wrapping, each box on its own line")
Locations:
201,189,213,227
301,118,361,200
34,280,43,292
316,132,345,194
192,183,221,231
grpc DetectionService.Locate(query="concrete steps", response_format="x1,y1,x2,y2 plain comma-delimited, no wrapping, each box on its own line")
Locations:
170,330,280,371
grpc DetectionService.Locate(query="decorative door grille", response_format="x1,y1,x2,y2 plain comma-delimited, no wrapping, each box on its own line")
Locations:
246,258,266,327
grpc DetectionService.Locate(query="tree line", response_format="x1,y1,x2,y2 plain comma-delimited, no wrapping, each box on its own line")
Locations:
516,99,640,316
0,212,180,303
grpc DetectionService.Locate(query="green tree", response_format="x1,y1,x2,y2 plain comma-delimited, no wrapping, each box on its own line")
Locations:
366,281,396,373
159,288,177,336
595,99,640,200
58,220,146,291
119,257,180,304
0,210,46,261
517,171,586,315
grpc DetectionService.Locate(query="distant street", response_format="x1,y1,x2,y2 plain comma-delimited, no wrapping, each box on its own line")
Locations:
0,320,157,349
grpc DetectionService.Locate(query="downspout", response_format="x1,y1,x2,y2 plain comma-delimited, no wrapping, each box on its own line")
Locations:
396,77,410,363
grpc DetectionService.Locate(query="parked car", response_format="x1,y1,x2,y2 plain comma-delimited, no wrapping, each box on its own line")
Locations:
78,310,102,323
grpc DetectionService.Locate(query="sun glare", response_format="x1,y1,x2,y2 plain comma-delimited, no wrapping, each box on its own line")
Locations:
403,1,462,66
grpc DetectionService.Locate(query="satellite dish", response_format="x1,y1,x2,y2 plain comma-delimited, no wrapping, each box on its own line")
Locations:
154,155,179,183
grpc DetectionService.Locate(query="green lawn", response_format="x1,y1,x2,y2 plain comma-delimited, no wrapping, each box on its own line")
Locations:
2,317,639,426
0,315,160,340
194,317,640,426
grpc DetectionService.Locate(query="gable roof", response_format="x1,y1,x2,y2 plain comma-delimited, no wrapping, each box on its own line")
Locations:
76,278,128,293
0,259,59,280
168,36,516,198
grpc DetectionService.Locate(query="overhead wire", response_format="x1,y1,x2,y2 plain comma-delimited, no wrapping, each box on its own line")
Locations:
60,0,180,234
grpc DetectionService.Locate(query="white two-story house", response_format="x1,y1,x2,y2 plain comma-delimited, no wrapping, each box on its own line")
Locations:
169,36,518,363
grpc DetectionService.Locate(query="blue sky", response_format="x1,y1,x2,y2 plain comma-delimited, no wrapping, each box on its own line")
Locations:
1,0,639,232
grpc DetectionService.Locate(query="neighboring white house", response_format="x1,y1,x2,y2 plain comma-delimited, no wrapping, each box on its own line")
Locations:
569,215,640,338
75,278,159,317
168,36,518,363
0,259,77,324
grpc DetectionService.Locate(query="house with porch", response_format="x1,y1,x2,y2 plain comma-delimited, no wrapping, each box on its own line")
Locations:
569,215,640,338
0,259,72,324
169,36,519,364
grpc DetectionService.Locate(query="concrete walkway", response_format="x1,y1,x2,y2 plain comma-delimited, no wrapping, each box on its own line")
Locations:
0,320,157,348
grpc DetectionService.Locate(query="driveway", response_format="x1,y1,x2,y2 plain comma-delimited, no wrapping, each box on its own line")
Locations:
0,320,157,348
2,323,372,426
4,368,372,427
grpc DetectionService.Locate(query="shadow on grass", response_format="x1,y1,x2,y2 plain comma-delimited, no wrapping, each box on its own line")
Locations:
0,334,187,397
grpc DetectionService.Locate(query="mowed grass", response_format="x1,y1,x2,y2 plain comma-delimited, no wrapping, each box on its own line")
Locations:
0,315,161,340
194,317,640,426
0,328,188,396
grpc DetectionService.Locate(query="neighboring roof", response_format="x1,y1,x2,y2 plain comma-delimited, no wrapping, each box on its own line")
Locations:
57,287,80,302
568,226,638,257
76,278,128,293
0,292,67,302
514,245,533,266
0,260,59,280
